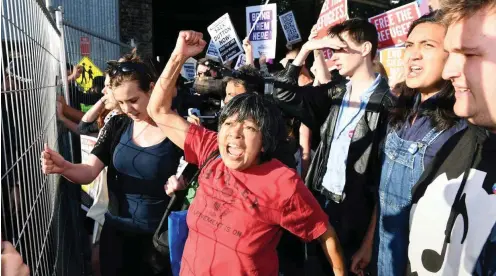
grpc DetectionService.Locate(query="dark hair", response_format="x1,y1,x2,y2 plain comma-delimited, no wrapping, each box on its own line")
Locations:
390,11,458,131
223,65,264,94
407,11,443,37
328,18,378,59
390,82,459,131
91,76,105,93
218,93,287,163
107,49,156,92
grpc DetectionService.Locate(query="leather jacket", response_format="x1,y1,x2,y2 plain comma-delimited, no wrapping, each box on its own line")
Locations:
273,64,395,241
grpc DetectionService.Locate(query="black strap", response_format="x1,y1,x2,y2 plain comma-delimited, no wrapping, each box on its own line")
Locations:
154,150,220,238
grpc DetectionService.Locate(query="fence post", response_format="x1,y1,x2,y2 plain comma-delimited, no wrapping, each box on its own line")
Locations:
55,6,74,162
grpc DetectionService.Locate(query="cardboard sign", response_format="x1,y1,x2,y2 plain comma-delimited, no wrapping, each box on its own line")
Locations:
234,54,246,70
205,40,221,62
75,56,103,92
181,57,197,80
315,0,348,68
279,11,302,45
208,14,244,63
246,3,278,59
80,37,91,56
369,2,421,50
380,47,405,84
81,135,98,198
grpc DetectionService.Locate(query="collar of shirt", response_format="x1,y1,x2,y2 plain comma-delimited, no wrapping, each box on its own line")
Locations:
343,73,382,109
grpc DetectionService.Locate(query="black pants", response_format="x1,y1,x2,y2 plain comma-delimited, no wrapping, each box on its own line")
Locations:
99,223,171,276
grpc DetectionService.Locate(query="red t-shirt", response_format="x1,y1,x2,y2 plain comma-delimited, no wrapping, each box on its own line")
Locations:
180,125,328,276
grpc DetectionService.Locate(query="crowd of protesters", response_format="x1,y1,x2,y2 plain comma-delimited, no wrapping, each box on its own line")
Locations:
2,0,495,275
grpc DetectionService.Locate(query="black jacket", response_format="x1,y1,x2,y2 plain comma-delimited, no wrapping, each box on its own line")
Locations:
273,64,395,242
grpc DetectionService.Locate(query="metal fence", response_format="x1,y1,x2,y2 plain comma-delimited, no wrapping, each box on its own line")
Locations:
2,0,130,275
1,0,65,275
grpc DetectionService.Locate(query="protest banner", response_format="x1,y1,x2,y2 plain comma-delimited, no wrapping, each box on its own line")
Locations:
315,0,348,68
380,47,405,84
246,3,278,59
234,54,246,70
279,11,302,45
208,13,244,63
206,40,221,62
181,57,197,80
369,2,421,50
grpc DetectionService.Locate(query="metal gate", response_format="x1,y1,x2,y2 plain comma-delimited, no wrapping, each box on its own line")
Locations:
2,0,130,275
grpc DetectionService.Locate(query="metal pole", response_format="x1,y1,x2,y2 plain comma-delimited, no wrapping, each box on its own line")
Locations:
55,6,74,163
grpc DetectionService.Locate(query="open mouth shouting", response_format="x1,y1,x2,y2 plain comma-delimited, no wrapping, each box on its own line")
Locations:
226,143,244,159
407,65,423,78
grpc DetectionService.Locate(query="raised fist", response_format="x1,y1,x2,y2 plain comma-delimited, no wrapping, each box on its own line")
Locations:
173,31,207,58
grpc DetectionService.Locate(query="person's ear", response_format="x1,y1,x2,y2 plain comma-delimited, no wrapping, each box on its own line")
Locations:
148,82,155,94
362,41,372,57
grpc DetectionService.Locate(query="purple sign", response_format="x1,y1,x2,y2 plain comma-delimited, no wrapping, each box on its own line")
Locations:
249,10,273,41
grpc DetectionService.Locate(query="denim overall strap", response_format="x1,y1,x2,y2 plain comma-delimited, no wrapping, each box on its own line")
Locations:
376,127,445,276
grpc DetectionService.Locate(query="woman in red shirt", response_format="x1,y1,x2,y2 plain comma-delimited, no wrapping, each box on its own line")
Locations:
148,30,346,276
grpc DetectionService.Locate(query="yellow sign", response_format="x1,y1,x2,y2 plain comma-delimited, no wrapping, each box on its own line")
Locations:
76,56,103,91
380,47,405,84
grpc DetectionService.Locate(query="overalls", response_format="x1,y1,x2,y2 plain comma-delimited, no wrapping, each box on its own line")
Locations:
376,127,444,275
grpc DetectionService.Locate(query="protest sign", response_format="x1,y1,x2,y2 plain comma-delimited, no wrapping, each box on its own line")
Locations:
208,13,244,63
315,0,348,68
369,2,421,50
380,47,405,84
246,3,278,59
81,135,99,198
206,40,221,62
279,11,302,45
181,57,197,80
234,54,246,70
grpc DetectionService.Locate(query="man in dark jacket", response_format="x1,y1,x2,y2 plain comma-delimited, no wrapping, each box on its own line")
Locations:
273,19,394,275
407,1,496,275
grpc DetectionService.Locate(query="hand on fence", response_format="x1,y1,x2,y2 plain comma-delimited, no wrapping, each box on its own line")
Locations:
56,101,65,120
41,144,67,175
164,175,187,196
173,31,206,58
1,241,30,276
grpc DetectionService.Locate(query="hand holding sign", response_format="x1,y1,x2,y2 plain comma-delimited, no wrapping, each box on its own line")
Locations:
174,31,207,58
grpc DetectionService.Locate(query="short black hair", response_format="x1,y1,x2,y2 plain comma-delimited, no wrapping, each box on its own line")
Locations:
218,93,287,163
328,18,379,60
223,65,264,94
407,11,443,37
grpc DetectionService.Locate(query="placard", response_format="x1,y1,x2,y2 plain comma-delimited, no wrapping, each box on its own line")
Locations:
205,40,221,62
207,13,244,63
181,57,197,80
369,2,421,50
315,0,348,68
279,11,302,45
380,47,405,84
246,3,278,59
234,54,246,70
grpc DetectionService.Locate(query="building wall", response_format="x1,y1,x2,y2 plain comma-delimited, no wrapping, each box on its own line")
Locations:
120,0,154,58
